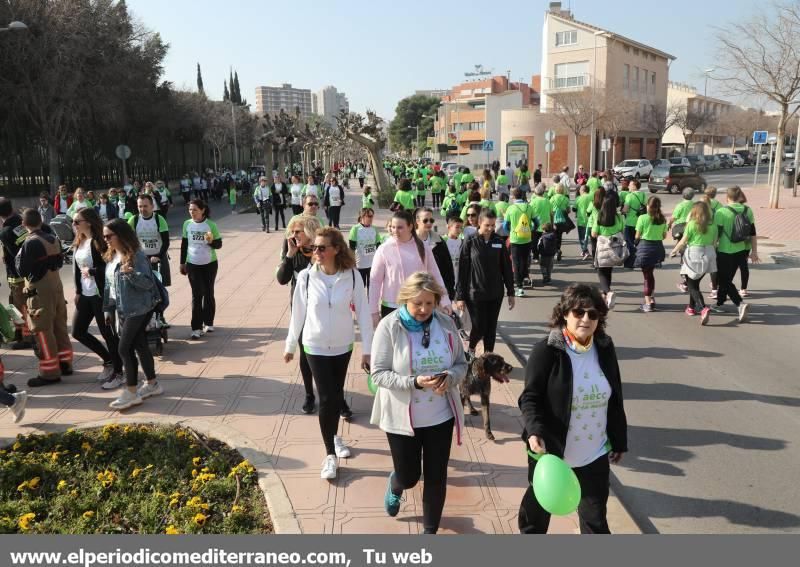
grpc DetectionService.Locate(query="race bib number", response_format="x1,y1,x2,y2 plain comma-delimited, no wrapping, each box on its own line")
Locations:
142,238,160,252
363,243,376,256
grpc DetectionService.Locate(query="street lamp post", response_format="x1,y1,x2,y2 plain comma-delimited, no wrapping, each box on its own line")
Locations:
407,125,420,158
230,100,239,173
590,31,605,173
0,20,28,32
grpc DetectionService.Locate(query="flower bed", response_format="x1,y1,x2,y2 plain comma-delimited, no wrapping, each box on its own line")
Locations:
0,424,272,534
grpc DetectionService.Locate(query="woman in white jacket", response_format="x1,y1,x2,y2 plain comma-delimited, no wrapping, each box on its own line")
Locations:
370,272,467,534
284,227,372,480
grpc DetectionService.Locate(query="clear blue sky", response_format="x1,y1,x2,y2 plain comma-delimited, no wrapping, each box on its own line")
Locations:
127,0,756,119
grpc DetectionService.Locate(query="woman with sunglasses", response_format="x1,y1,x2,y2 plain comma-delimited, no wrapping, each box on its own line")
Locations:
284,227,372,480
414,207,455,301
370,271,467,534
71,208,124,389
180,200,222,339
102,219,163,410
518,283,627,534
462,204,481,240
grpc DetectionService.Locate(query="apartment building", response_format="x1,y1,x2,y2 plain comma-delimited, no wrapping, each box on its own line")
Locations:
254,84,313,118
663,81,734,155
314,85,350,126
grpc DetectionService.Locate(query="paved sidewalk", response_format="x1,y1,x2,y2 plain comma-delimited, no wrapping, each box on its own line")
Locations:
0,178,639,534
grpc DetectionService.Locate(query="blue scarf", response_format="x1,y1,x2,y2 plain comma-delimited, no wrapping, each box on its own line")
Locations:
398,305,429,332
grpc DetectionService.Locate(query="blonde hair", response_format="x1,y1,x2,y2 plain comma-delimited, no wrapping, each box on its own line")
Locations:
704,186,717,200
286,215,321,240
479,187,491,200
554,184,566,195
688,201,711,234
396,271,445,306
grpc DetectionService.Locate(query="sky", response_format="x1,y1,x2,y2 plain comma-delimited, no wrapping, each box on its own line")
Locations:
127,0,759,120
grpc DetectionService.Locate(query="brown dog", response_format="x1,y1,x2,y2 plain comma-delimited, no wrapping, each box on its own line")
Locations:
460,353,513,440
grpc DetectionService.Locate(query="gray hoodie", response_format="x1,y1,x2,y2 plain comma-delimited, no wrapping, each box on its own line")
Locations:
370,310,467,443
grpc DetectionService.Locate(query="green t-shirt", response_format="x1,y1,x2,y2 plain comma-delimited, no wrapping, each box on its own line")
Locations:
575,194,592,226
430,176,446,193
495,200,510,218
618,190,630,210
362,194,374,208
529,196,553,226
714,203,755,254
587,177,601,194
624,191,648,227
129,213,169,257
479,199,496,213
440,193,457,217
671,200,694,225
684,220,719,247
456,190,469,206
505,202,535,244
496,174,510,187
585,202,598,228
593,214,625,237
182,218,221,265
549,193,569,213
453,172,463,189
706,198,722,215
635,214,668,241
393,190,416,210
518,171,531,185
460,173,475,187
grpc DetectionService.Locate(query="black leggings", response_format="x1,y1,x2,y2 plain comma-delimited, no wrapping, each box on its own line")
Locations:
510,242,531,287
328,206,342,229
716,250,747,306
274,206,286,230
186,262,218,331
258,203,271,229
686,274,706,311
740,258,750,289
306,351,352,455
72,295,122,372
118,311,156,387
358,268,371,293
432,193,442,208
291,205,303,216
466,298,503,352
597,267,613,293
519,451,611,534
387,418,454,534
298,332,313,398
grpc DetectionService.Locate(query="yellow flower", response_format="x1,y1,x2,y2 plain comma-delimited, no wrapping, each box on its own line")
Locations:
18,513,35,532
82,511,95,519
165,525,180,535
193,513,207,526
191,469,198,478
144,464,154,470
12,441,21,451
0,449,6,455
123,425,133,434
231,505,243,514
176,429,188,439
192,457,201,466
96,470,116,488
228,460,256,477
186,496,209,511
17,477,41,492
130,468,143,479
70,489,79,497
169,498,180,508
49,452,60,462
81,441,92,452
95,450,105,456
169,491,181,499
57,480,68,491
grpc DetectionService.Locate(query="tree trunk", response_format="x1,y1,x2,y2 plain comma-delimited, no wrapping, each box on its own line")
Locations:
47,139,61,195
769,109,787,209
263,143,275,177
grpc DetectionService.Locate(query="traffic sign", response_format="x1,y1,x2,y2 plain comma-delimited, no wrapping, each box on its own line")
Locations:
482,140,494,152
115,144,131,160
752,131,768,145
544,142,555,153
768,134,777,144
600,138,611,152
544,130,556,142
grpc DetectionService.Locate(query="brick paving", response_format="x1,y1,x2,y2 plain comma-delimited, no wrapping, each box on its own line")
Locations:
0,177,639,534
742,185,800,244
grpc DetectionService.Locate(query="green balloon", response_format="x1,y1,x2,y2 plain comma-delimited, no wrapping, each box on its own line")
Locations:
532,454,581,516
367,374,379,395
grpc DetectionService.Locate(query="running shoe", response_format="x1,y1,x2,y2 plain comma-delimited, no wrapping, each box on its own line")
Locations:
320,455,338,480
700,307,711,326
710,289,718,299
97,363,115,382
340,401,353,420
556,251,563,262
333,435,351,458
384,472,404,517
677,282,688,294
740,290,749,298
685,307,696,316
190,330,203,340
738,303,750,322
109,389,143,410
707,304,725,314
137,381,164,399
639,303,653,313
606,291,616,310
102,373,125,390
515,288,525,297
204,325,215,333
302,395,316,414
10,391,27,423
2,382,17,394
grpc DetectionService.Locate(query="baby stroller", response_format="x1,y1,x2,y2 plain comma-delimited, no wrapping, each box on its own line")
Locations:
146,266,169,356
450,309,471,349
49,214,75,264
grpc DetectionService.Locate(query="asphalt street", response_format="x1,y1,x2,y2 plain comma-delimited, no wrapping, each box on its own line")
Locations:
498,223,800,533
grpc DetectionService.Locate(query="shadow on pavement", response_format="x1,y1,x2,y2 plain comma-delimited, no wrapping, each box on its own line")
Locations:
616,346,724,361
623,382,800,407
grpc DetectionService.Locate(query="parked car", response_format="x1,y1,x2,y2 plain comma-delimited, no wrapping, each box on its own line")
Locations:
685,154,707,173
730,153,745,166
669,156,691,167
734,149,753,165
613,159,653,180
716,154,734,169
442,161,459,176
705,155,721,171
648,165,707,194
784,149,795,161
651,159,671,168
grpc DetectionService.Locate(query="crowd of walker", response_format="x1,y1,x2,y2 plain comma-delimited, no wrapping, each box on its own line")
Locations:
0,156,761,533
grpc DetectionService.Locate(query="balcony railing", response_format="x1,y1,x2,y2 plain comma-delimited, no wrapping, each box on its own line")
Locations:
548,73,590,90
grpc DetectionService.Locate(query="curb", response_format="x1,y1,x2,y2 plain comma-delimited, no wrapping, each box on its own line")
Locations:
496,326,645,534
58,416,302,534
769,251,800,266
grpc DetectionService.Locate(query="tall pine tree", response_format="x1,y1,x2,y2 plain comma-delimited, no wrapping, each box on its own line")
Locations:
228,70,236,104
196,63,205,94
233,71,241,105
223,81,230,101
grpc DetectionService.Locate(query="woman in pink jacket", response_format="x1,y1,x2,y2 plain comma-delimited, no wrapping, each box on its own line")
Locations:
369,210,452,328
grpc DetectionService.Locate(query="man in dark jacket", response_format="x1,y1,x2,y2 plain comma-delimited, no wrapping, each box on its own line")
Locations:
0,198,35,351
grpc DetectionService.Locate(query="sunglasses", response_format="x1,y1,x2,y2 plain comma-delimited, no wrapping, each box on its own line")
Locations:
72,219,84,225
467,213,477,217
102,233,115,241
571,308,599,320
420,218,435,224
307,202,320,207
292,229,304,234
311,245,329,252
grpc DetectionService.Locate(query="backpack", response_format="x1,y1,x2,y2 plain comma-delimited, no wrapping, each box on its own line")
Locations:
727,205,754,243
595,233,630,267
446,197,461,218
510,204,532,239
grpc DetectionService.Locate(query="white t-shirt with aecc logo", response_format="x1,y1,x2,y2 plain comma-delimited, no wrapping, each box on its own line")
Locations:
328,186,343,207
409,319,454,428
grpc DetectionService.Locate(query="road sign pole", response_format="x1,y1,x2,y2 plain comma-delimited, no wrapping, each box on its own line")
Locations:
121,158,128,186
767,144,774,187
753,144,761,186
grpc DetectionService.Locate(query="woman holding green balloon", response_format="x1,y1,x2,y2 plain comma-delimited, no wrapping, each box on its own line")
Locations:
370,271,468,534
518,283,628,534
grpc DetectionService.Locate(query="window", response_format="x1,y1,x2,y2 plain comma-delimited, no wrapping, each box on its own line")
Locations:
553,61,588,88
624,45,630,53
650,72,656,94
624,64,630,89
555,30,578,46
641,70,648,93
633,67,639,92
469,143,484,150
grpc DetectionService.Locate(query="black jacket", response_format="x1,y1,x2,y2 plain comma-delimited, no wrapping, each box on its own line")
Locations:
271,183,289,208
456,232,514,302
322,184,345,208
519,329,628,457
0,213,27,279
276,238,313,300
426,233,456,300
73,239,107,297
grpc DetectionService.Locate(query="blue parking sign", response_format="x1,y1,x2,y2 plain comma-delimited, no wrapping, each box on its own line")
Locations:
753,130,768,145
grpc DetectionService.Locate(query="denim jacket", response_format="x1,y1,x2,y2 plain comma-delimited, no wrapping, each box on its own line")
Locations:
103,249,159,317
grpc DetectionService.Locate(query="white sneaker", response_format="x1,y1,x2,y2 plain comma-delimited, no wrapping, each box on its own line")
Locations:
320,455,338,479
109,389,143,410
334,435,351,458
137,381,164,400
101,373,125,390
204,325,215,333
190,330,202,340
738,303,750,322
97,364,115,382
10,391,27,423
606,291,617,310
